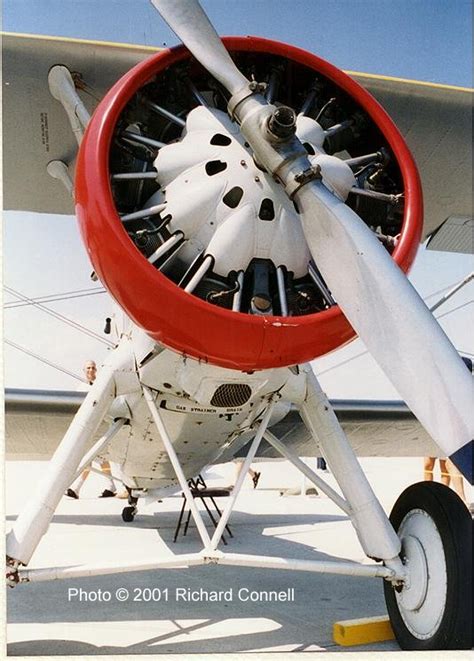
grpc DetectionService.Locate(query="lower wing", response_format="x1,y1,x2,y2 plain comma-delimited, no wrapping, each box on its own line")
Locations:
5,389,438,460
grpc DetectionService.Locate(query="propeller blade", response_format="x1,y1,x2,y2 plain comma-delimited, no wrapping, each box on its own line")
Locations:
151,0,248,95
151,0,473,479
295,180,473,465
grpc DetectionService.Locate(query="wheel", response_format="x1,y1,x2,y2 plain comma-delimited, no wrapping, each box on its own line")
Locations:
384,481,472,650
121,506,136,522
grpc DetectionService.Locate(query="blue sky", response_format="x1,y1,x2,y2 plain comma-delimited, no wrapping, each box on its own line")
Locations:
3,0,472,86
2,0,473,392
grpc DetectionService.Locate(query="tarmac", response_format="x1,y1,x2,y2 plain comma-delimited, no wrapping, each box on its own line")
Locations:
5,457,473,659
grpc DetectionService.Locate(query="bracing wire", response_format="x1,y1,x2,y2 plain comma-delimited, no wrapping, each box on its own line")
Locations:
315,300,473,376
5,339,86,383
4,287,105,309
4,278,472,381
423,278,472,301
4,286,114,347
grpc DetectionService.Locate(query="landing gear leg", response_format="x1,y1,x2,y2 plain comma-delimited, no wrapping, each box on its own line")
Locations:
299,364,402,564
299,365,472,650
6,370,116,570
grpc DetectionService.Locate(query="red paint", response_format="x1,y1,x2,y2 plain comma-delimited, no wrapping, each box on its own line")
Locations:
75,37,423,371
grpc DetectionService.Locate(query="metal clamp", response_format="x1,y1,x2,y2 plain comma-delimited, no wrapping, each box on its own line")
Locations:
227,81,267,120
295,164,322,185
285,163,322,198
6,557,21,588
248,80,267,94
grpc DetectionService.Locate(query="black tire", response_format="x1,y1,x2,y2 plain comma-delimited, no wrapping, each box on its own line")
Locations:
384,481,472,650
121,506,136,522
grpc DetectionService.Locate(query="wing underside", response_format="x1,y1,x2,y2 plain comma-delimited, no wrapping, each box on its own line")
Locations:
5,389,439,460
239,402,439,460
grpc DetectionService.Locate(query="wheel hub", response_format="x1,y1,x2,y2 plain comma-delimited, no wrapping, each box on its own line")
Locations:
397,534,428,611
395,508,447,639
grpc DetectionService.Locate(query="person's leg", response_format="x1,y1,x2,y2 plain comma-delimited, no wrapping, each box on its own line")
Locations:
423,456,435,481
248,467,261,488
66,467,90,498
445,459,467,503
234,460,261,488
234,459,245,484
99,461,116,496
439,458,451,486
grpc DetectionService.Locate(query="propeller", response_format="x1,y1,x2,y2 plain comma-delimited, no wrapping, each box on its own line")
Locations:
151,0,473,480
153,0,248,95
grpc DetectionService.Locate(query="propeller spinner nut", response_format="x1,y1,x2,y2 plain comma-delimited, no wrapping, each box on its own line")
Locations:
268,106,297,140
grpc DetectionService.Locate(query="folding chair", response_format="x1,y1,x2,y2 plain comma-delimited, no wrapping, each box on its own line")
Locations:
173,475,234,544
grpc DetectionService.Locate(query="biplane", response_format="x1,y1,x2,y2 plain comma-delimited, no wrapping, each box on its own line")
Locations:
4,0,473,650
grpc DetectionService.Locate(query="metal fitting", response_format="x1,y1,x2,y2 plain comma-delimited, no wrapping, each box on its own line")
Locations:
294,164,322,185
267,106,297,140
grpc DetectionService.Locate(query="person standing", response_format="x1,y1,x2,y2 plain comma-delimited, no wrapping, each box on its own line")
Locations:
65,360,117,499
424,456,466,503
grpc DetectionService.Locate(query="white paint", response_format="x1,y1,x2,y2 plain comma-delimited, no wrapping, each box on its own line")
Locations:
155,106,311,278
297,182,474,457
396,509,447,639
152,0,249,96
300,364,402,561
47,65,90,144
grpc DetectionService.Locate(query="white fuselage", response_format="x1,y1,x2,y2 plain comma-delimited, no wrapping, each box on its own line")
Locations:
103,327,305,490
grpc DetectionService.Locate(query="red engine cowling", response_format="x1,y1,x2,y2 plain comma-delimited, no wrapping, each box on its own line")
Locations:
75,37,422,371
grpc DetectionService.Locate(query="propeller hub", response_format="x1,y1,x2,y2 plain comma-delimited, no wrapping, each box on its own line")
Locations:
267,106,297,140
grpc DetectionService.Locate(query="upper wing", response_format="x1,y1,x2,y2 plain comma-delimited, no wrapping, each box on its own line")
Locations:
2,33,159,215
5,389,439,460
351,72,473,244
3,32,472,247
425,215,473,254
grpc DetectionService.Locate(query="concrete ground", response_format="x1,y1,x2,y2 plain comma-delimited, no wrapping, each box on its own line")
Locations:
5,457,473,658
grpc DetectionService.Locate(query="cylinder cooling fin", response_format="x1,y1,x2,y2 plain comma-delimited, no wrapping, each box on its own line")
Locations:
75,37,422,370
